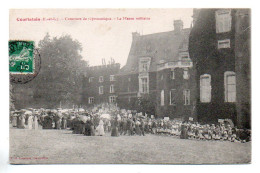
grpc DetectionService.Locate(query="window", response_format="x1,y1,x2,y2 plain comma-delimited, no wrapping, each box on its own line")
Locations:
200,74,211,103
88,97,94,104
141,62,148,72
99,76,104,82
169,89,176,105
139,57,151,73
183,89,190,105
109,96,116,103
99,86,103,95
110,75,115,81
183,69,189,79
161,90,165,106
170,70,175,79
110,85,115,93
140,78,148,93
218,39,230,49
224,71,236,102
89,77,94,83
216,9,232,33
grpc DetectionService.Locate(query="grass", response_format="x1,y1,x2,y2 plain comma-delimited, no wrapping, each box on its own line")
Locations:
9,128,251,164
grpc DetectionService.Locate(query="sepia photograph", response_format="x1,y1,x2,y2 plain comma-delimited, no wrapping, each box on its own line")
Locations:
9,8,251,164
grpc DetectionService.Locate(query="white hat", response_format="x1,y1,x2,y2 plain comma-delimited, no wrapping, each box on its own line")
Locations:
24,111,32,115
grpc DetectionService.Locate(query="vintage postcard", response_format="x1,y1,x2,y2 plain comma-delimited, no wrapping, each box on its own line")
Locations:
9,9,251,164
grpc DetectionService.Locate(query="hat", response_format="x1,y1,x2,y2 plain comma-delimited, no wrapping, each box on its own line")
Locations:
24,111,32,115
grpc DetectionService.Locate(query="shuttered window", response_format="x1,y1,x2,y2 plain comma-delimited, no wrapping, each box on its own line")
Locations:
200,74,211,103
216,9,232,33
224,71,236,102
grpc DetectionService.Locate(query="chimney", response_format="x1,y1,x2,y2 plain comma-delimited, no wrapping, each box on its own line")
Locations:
192,9,200,26
173,20,183,32
132,32,140,40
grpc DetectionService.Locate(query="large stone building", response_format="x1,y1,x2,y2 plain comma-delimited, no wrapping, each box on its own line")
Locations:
81,63,120,107
189,9,251,128
117,20,196,120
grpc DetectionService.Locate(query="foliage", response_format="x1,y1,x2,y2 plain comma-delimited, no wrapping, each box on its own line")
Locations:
13,33,88,108
135,94,156,116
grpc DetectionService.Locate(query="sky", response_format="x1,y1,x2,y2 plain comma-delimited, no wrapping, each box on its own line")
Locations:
9,9,193,67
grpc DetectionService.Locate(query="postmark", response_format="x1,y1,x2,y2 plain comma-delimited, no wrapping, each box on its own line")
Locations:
9,40,41,84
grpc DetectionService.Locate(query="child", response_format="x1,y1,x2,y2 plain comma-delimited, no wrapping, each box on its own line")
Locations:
220,123,226,140
194,124,200,140
227,124,233,141
223,130,228,141
198,125,205,140
203,124,210,140
210,124,216,140
215,125,221,140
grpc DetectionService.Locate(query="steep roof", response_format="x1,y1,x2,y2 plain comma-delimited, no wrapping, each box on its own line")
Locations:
120,28,191,75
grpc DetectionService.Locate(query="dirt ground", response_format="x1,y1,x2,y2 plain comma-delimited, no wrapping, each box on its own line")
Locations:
9,128,251,164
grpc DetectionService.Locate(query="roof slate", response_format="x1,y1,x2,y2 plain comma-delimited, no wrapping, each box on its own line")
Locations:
120,28,191,75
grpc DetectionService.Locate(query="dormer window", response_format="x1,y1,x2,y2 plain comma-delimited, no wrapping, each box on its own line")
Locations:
141,62,148,72
139,57,151,73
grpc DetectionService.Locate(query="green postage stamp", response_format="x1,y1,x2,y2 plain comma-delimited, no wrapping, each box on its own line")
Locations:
9,40,34,74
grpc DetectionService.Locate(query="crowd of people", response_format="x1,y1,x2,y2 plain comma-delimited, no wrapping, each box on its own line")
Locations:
10,104,251,143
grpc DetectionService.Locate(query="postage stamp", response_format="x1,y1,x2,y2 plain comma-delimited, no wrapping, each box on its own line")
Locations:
9,40,34,74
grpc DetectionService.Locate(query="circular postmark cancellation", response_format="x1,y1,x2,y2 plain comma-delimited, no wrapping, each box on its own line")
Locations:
9,40,41,84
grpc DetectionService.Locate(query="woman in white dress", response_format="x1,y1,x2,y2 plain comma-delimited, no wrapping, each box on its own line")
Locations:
28,114,33,130
96,119,105,136
34,115,38,130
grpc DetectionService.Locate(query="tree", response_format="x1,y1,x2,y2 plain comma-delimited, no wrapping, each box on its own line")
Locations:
16,33,88,108
135,94,156,116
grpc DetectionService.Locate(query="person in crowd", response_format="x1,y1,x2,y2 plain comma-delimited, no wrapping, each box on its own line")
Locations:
11,114,18,127
180,122,188,139
96,118,105,136
90,117,95,136
135,119,141,136
126,118,134,136
111,117,119,137
151,119,157,134
227,124,233,141
215,125,221,140
27,113,33,130
147,119,152,133
84,117,91,136
57,117,62,130
107,120,111,132
120,118,128,135
140,119,145,136
62,117,67,129
34,115,38,130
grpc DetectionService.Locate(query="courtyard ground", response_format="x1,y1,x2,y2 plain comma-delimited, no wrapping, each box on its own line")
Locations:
9,128,251,164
